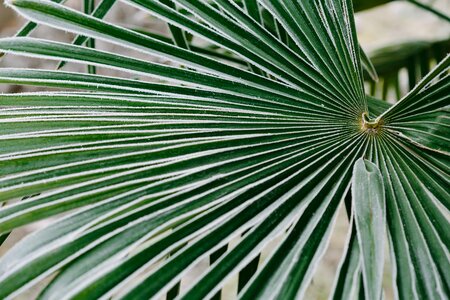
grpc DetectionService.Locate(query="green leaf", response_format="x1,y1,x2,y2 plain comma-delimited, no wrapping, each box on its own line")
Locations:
159,0,190,50
366,38,450,101
352,0,394,11
352,158,385,300
0,0,67,58
58,0,117,70
0,0,448,298
360,44,378,82
377,56,450,153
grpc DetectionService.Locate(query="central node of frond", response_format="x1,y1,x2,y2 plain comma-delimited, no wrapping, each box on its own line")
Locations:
361,112,382,135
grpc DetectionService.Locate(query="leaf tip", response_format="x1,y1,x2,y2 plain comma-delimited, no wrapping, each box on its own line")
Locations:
56,61,65,70
353,158,380,177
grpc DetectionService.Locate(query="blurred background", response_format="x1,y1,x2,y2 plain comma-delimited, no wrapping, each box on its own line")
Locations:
0,0,449,299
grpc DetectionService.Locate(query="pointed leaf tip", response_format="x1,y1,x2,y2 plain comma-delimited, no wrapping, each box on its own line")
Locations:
352,158,385,300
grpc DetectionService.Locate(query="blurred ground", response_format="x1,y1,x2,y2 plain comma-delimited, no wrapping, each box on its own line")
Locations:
0,0,449,299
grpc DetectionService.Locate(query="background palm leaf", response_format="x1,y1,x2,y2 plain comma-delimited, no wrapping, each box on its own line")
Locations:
0,0,448,299
365,37,450,102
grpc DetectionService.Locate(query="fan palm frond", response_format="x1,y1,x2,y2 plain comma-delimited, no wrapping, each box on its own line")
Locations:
0,0,448,299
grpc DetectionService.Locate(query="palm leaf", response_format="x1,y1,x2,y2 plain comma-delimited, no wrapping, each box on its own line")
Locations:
366,37,450,101
352,158,385,300
352,0,394,11
0,0,448,299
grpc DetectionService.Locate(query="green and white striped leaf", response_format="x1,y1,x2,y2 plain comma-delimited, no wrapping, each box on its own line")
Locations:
352,158,385,300
0,0,448,299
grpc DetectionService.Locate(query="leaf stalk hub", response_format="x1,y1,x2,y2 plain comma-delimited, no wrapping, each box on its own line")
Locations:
361,112,382,135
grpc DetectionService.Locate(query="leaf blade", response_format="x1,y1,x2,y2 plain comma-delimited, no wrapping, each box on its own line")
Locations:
352,158,385,300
